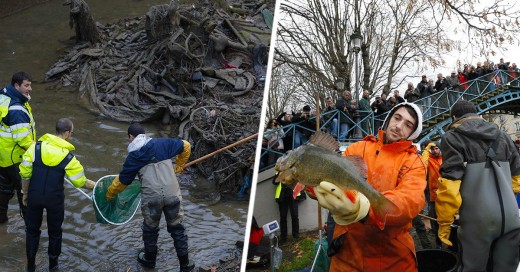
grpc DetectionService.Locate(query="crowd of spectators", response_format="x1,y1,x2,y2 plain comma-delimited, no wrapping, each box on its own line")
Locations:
260,57,519,168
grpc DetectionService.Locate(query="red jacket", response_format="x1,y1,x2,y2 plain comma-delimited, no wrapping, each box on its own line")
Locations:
458,73,468,90
331,131,426,272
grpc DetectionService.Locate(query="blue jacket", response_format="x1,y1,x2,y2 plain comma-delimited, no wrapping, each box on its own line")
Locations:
2,84,31,126
0,84,36,166
119,137,185,185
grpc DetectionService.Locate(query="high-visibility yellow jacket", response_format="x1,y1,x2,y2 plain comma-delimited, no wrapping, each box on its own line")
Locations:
19,133,87,188
0,85,36,167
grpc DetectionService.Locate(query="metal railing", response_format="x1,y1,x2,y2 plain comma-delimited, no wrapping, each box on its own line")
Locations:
260,70,520,171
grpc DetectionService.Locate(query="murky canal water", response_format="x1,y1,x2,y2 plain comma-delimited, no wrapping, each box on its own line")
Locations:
0,1,250,271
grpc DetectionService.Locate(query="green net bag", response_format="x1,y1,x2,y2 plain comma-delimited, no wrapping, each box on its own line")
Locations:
312,238,330,272
93,175,141,225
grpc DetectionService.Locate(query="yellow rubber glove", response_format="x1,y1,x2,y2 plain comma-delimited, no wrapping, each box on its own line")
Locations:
21,178,30,206
438,223,453,246
314,181,370,225
105,176,127,201
421,142,436,166
174,140,191,173
435,177,462,246
512,175,520,194
83,179,96,190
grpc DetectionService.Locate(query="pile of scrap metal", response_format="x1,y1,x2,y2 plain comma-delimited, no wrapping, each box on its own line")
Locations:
46,0,273,196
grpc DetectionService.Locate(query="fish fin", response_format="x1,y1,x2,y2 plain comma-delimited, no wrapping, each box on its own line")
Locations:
309,131,339,152
292,182,305,199
371,196,401,230
305,186,317,198
344,155,367,180
343,189,357,204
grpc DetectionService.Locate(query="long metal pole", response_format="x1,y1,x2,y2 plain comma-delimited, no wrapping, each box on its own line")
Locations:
183,133,258,168
270,235,274,272
315,93,323,231
354,50,362,138
355,50,359,103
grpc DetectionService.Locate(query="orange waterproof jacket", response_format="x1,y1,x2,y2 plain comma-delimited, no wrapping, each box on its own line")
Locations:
426,155,442,202
331,131,426,272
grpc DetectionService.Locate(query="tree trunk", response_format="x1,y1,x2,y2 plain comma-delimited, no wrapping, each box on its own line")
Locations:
68,0,100,43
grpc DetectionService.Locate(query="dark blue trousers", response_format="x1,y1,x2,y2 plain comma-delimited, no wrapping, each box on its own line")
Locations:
26,194,64,262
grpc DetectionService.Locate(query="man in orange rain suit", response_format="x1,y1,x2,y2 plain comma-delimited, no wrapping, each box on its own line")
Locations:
421,141,443,248
315,102,426,271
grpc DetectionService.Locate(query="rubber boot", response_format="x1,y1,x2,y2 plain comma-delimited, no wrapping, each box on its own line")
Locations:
0,193,11,223
49,257,59,271
27,257,35,272
137,248,157,269
179,254,195,272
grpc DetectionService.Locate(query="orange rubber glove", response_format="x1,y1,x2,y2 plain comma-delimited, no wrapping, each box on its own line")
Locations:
105,176,127,201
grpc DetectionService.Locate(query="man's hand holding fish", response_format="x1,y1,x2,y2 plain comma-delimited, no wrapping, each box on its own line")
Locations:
274,132,400,230
314,181,370,225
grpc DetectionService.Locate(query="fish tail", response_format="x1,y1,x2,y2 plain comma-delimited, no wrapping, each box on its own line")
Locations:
371,196,401,230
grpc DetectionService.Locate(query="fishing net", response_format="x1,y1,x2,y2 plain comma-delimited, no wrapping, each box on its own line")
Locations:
312,238,330,272
92,175,142,225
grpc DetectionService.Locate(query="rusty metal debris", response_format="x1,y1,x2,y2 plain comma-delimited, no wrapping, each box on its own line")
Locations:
46,0,273,198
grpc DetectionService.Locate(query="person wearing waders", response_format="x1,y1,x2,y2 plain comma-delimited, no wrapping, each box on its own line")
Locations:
19,118,95,271
436,100,520,271
105,122,195,271
0,72,36,224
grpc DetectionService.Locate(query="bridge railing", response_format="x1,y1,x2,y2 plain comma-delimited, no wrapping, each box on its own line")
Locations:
414,70,520,121
260,70,519,170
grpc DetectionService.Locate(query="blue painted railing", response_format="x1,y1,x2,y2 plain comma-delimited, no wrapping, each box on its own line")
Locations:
260,70,520,171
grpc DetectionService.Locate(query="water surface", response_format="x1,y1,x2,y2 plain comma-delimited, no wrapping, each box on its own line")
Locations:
0,1,249,270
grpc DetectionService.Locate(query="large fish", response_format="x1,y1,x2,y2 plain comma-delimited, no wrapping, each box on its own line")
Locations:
274,132,400,230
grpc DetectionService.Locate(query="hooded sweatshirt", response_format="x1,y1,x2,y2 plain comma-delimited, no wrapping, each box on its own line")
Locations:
440,113,520,180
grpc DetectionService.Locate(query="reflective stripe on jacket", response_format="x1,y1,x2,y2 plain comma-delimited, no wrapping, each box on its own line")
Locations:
19,134,86,188
330,130,426,272
275,182,282,199
0,86,36,167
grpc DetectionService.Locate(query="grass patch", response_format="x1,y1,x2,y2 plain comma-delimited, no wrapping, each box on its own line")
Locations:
277,236,316,272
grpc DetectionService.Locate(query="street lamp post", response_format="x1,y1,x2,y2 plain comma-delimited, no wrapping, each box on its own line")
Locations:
335,77,345,92
350,31,363,139
334,77,345,138
351,32,362,101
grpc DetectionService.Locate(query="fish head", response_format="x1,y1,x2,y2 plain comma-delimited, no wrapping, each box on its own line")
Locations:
274,149,297,171
274,148,301,185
